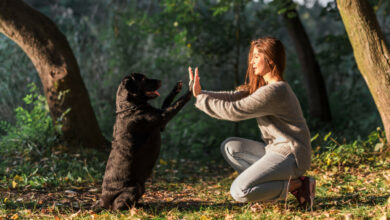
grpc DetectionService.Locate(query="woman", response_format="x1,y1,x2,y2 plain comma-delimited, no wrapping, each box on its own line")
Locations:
188,37,315,207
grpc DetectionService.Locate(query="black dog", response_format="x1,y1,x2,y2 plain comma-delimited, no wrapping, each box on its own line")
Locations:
98,73,192,210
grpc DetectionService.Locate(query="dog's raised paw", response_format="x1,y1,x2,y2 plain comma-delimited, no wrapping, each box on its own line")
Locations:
175,81,183,93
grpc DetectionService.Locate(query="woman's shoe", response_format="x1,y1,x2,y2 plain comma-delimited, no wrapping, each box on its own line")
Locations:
290,176,316,209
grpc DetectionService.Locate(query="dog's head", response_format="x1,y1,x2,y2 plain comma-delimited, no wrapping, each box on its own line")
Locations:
116,73,161,109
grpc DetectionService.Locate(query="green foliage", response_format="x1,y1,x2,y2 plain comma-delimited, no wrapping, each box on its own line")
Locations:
268,0,298,16
0,83,106,188
312,127,388,169
0,83,58,150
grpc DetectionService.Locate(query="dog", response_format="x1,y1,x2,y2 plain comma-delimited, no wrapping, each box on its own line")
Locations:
97,73,192,210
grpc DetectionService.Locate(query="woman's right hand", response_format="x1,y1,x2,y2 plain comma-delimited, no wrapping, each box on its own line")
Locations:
188,66,201,97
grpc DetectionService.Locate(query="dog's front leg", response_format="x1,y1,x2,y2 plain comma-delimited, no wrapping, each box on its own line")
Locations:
161,81,182,109
161,89,192,127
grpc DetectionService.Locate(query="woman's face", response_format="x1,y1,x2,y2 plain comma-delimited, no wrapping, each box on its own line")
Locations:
252,47,270,76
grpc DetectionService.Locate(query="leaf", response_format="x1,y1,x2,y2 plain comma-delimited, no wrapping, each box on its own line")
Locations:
277,7,287,14
200,215,212,220
10,214,18,220
225,214,234,220
12,181,17,188
326,158,332,166
287,11,297,19
13,175,23,182
324,132,332,141
160,159,168,165
70,186,84,190
311,133,319,142
374,143,384,152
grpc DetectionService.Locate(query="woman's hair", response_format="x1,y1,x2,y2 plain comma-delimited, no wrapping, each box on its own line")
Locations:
237,37,286,94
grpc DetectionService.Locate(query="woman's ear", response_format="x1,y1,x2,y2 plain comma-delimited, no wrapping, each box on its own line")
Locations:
264,57,274,68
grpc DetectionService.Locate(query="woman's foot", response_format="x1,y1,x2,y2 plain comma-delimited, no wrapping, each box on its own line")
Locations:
290,176,316,209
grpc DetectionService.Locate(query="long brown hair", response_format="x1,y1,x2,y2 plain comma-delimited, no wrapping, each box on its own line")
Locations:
237,37,286,94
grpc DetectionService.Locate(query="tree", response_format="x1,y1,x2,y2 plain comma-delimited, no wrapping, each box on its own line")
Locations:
337,0,390,145
275,0,332,122
0,0,109,149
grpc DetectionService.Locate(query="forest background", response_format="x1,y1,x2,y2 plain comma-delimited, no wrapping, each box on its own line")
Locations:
0,0,389,219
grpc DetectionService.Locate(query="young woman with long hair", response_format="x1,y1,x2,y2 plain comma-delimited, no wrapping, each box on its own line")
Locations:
188,37,315,207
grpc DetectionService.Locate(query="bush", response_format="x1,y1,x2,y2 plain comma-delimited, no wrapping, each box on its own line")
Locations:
0,83,106,188
0,83,58,151
312,127,388,170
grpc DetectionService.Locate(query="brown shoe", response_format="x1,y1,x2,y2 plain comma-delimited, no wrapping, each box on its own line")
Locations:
291,176,316,209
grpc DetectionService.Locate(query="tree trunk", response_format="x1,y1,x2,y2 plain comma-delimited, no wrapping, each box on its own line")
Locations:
337,0,390,145
282,9,332,122
0,0,110,149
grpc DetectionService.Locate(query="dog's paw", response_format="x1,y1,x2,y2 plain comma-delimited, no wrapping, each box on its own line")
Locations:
91,200,103,213
174,81,183,93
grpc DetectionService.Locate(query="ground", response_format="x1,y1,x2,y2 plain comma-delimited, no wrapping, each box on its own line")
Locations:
0,155,389,219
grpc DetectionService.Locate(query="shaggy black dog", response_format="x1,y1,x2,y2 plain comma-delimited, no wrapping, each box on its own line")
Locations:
98,73,192,210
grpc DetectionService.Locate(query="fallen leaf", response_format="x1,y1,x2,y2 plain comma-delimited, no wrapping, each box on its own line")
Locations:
12,181,17,188
13,175,23,182
54,216,60,220
91,214,98,220
65,190,77,197
69,210,81,218
225,214,234,220
70,186,84,190
88,188,98,192
10,213,18,220
200,215,212,220
344,213,353,220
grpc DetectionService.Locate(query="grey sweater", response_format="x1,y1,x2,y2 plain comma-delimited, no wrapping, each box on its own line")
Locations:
194,81,312,171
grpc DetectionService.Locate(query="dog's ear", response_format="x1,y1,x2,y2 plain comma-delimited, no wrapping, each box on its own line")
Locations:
130,73,136,81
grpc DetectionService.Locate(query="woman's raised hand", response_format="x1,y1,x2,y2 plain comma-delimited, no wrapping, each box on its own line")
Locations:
188,66,201,97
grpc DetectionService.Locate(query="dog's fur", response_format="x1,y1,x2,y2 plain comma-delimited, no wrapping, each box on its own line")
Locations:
98,73,192,210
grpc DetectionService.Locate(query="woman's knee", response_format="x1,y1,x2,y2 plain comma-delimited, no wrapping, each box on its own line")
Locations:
220,137,240,155
229,178,250,203
221,137,235,154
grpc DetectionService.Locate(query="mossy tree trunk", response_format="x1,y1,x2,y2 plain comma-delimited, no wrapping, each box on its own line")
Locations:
281,7,332,122
0,0,109,149
337,0,390,144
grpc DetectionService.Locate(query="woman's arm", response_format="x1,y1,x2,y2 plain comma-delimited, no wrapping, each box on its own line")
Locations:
195,84,285,121
200,90,249,102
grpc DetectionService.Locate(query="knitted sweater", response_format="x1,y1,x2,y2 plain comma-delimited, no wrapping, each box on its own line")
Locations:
194,81,312,171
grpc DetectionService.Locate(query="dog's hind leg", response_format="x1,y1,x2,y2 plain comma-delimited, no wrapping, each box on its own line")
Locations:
112,183,145,210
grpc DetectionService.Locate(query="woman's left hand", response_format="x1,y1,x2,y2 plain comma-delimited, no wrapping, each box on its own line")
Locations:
188,66,202,97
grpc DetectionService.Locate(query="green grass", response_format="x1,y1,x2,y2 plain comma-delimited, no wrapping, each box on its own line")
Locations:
0,145,389,219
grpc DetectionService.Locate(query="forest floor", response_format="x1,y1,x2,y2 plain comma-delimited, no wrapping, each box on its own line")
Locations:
0,153,389,220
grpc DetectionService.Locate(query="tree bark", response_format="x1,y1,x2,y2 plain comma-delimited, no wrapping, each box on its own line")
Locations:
282,9,332,122
337,0,390,145
0,0,109,149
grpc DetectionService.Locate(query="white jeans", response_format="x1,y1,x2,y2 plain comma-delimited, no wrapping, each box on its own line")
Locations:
220,137,305,202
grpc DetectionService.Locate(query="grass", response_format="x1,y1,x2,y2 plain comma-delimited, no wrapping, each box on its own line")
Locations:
0,145,389,219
